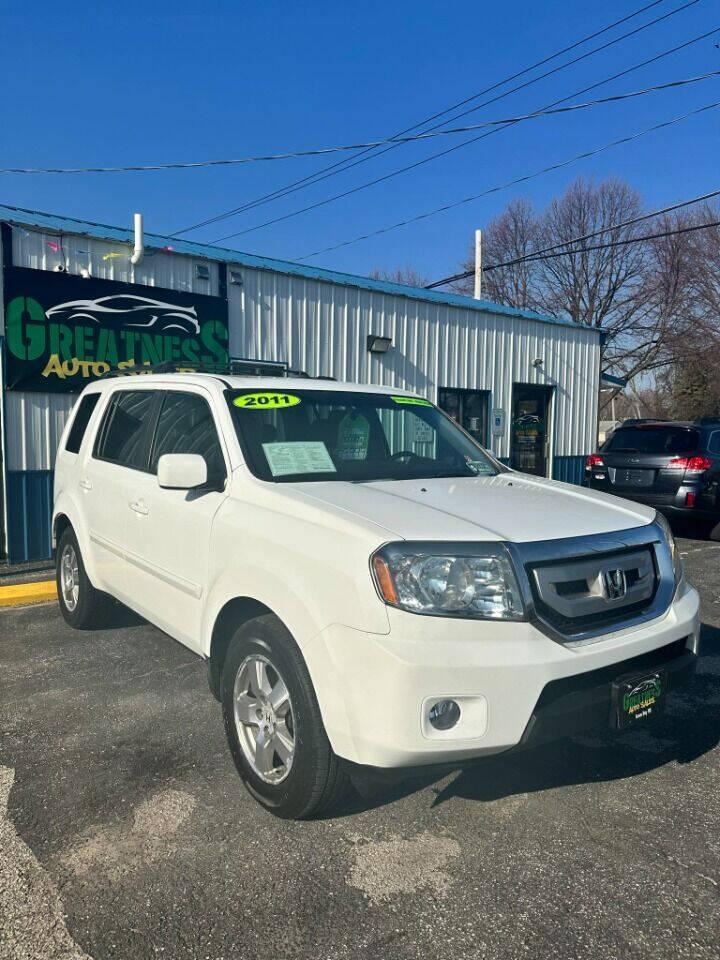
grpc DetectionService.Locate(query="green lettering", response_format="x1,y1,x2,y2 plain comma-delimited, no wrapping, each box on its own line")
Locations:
5,296,46,361
199,320,229,365
48,323,74,361
139,333,164,365
181,338,201,363
96,328,119,366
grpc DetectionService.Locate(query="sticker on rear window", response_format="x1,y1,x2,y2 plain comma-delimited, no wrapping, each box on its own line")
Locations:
391,396,432,406
262,441,336,477
234,392,301,409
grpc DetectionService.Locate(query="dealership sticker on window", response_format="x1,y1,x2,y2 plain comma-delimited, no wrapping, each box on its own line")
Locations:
262,441,336,477
336,412,370,460
391,396,432,406
234,392,301,409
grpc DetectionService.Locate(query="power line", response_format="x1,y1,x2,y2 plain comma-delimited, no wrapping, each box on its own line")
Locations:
209,14,717,245
2,72,717,176
296,98,720,261
173,0,698,238
425,189,720,287
486,218,720,265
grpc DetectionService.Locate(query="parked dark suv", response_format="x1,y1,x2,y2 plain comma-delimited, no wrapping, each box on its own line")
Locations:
585,419,720,538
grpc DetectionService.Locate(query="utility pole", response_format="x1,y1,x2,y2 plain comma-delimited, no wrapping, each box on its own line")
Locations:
474,229,482,300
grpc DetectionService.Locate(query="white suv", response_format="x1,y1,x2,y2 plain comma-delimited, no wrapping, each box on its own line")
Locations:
53,373,700,818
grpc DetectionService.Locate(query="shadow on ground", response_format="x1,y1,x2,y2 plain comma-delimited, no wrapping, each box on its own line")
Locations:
336,622,720,818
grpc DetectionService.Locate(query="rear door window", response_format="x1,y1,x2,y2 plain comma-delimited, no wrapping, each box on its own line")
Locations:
150,392,227,486
65,393,100,454
94,391,158,471
604,426,699,455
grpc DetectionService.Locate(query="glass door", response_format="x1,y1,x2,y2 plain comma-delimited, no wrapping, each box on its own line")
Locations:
438,388,489,446
510,384,554,476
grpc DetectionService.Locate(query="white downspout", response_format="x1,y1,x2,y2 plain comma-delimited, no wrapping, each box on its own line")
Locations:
130,212,144,267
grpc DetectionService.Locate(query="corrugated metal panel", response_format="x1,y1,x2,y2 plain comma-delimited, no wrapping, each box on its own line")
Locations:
4,391,76,471
6,470,53,562
0,203,598,334
229,267,600,461
11,226,220,296
552,455,587,486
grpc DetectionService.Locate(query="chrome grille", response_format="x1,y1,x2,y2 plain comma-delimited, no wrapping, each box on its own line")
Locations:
505,520,675,645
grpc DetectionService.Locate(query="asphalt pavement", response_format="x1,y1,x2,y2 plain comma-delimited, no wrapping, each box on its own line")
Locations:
1,536,719,960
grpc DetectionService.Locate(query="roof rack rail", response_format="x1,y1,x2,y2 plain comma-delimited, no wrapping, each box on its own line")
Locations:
101,357,336,380
621,418,670,425
695,416,720,425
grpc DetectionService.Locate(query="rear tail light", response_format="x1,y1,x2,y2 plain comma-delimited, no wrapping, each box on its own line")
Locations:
667,456,712,473
585,454,604,470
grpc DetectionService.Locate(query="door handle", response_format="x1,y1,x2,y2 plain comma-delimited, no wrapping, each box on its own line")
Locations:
79,478,93,491
129,499,149,516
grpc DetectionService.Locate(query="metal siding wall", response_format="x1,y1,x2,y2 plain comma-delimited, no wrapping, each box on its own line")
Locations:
6,470,53,562
11,227,219,296
229,266,600,462
5,391,76,471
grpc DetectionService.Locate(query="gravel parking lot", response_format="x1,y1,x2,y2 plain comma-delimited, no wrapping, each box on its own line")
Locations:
1,535,719,960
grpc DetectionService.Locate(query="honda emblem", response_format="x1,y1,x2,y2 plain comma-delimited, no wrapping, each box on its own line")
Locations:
602,568,627,600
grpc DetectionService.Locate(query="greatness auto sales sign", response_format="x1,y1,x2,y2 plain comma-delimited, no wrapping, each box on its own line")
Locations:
3,266,229,391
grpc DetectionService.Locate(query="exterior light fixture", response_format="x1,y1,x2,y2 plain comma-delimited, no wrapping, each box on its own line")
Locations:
367,334,392,354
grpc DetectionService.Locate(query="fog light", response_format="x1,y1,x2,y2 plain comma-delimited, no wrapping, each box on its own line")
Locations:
428,699,461,731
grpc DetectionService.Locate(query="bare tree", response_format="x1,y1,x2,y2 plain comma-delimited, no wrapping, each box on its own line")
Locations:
452,198,543,310
453,178,717,411
369,266,429,288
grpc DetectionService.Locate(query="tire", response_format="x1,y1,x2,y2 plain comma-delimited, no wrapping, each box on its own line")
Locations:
56,526,111,629
221,614,350,819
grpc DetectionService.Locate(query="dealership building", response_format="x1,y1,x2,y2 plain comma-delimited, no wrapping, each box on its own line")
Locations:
0,204,602,564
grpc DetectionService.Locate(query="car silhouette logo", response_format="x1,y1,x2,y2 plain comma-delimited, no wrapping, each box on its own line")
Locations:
45,294,200,334
602,568,627,600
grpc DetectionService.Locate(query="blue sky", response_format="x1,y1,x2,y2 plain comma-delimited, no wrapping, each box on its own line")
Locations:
1,0,718,282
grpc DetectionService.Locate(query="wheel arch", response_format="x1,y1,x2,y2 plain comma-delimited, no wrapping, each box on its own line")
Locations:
208,597,278,700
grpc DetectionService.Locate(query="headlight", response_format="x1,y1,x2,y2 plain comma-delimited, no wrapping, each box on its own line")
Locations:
371,543,525,620
654,512,683,586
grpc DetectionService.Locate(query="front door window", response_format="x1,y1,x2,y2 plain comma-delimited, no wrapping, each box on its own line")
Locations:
511,385,553,476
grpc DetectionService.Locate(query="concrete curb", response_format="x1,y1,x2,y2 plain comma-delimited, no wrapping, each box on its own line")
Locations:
0,581,57,608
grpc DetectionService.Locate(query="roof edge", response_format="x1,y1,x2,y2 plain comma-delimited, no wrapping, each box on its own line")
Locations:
0,202,599,336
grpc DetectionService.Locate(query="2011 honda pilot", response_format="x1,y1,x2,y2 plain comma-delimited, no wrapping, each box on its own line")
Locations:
53,374,700,818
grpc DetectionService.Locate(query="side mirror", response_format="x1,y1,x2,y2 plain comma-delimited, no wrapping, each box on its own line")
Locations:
157,453,207,490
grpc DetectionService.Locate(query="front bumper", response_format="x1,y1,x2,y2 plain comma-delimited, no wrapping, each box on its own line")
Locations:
303,582,700,768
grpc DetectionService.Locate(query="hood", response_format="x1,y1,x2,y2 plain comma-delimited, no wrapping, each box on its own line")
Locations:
290,473,656,543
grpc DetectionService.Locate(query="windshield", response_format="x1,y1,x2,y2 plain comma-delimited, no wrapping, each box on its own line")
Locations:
227,388,504,482
604,425,699,455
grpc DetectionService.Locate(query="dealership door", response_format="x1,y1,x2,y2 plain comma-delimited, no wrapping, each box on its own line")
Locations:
510,384,554,477
438,389,489,446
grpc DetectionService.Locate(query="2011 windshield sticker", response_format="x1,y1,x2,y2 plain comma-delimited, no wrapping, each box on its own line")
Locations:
234,393,301,409
391,396,432,406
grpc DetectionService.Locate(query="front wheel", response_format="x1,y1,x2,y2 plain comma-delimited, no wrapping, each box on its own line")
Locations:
56,527,111,629
222,614,349,819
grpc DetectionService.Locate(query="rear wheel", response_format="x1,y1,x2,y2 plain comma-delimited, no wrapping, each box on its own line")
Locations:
222,614,350,819
56,527,111,629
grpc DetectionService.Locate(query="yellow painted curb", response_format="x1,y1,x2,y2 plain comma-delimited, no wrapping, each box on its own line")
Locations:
0,580,57,608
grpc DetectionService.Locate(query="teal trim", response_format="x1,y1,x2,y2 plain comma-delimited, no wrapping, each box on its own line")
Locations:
0,202,599,335
6,470,53,563
552,455,587,486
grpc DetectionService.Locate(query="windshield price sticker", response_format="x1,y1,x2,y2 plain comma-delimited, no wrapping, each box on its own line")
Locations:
391,396,433,407
262,441,336,477
234,393,301,409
